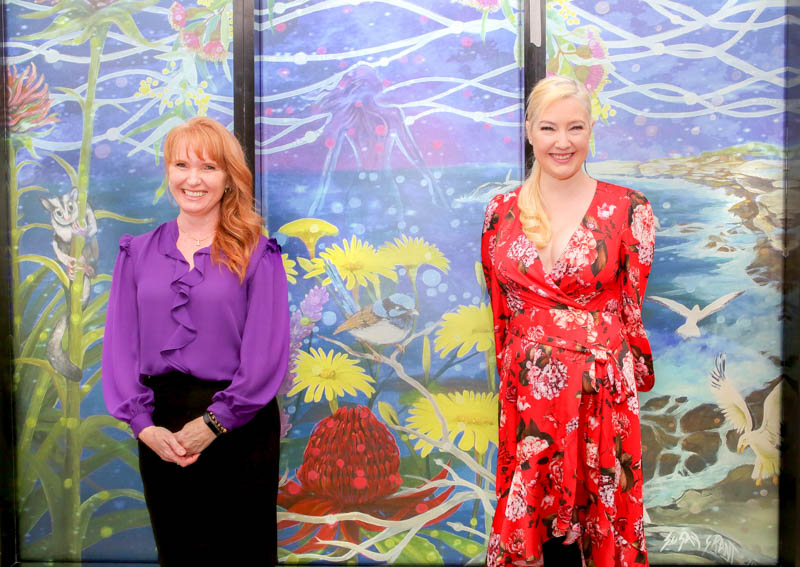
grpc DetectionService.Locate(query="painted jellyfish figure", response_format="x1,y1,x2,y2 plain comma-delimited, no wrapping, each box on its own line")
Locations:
309,63,447,215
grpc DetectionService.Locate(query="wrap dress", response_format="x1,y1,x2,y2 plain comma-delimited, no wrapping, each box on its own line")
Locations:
481,181,655,567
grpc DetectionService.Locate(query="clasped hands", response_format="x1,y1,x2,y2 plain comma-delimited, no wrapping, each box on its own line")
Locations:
138,416,217,467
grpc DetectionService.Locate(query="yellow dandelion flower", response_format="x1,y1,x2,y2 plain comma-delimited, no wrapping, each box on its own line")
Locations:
379,234,450,283
288,348,375,409
435,304,494,358
282,253,298,284
319,235,397,290
407,390,498,457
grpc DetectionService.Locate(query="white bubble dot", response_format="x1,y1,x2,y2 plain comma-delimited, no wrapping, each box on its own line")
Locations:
322,311,337,326
293,52,308,65
451,219,461,228
410,225,419,234
426,288,437,297
349,197,362,208
395,175,405,183
691,126,700,135
369,172,379,181
397,221,407,229
422,269,442,287
331,201,344,213
437,283,448,292
350,223,365,235
595,1,610,14
358,172,367,180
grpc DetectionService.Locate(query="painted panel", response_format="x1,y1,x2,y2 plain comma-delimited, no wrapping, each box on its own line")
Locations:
256,0,523,564
5,0,234,560
552,1,785,563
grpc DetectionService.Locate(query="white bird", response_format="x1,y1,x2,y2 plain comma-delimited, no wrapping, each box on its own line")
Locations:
709,354,781,485
647,291,744,339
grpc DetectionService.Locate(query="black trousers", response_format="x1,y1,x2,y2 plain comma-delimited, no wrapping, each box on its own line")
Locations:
543,536,582,566
138,372,280,567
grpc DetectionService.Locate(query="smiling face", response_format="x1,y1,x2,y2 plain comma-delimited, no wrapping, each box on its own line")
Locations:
167,143,228,220
527,96,592,183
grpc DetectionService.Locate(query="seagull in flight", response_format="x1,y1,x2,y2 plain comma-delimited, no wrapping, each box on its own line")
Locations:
710,354,781,485
647,291,744,339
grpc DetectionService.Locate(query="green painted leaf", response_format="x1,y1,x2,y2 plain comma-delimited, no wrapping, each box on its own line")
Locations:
44,152,78,187
423,528,487,559
82,508,152,550
501,0,516,26
374,534,444,565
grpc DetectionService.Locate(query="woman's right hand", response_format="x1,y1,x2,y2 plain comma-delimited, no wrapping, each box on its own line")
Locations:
138,425,200,467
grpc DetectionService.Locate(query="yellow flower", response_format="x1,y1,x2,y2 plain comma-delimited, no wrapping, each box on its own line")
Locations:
435,304,494,358
406,390,498,457
312,235,397,290
282,253,298,284
288,348,375,405
278,218,339,259
379,234,450,283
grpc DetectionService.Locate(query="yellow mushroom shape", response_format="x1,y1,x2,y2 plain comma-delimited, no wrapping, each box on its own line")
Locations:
277,218,339,259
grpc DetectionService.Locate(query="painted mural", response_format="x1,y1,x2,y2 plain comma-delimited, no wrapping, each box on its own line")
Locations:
2,0,791,564
259,0,789,565
4,0,234,561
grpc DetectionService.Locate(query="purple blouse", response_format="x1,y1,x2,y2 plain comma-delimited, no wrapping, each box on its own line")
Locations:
101,219,290,438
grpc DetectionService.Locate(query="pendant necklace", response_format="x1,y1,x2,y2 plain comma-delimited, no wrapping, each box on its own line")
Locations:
178,222,216,247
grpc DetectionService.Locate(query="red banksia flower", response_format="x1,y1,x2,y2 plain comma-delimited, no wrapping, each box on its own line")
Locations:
6,63,59,134
278,405,458,553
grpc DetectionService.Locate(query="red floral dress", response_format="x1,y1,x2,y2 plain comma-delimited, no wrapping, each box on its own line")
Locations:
482,182,655,567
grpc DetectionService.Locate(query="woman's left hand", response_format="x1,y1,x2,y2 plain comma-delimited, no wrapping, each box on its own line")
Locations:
175,416,217,455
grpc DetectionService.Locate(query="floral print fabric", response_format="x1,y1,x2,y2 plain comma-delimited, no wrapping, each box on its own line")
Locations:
482,182,655,567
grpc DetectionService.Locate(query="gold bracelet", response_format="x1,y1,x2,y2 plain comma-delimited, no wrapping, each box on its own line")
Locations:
207,411,228,434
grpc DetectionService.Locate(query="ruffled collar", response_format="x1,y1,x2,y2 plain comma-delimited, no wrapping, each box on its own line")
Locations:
158,219,211,372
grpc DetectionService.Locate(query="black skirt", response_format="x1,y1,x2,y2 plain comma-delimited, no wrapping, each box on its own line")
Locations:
138,372,280,566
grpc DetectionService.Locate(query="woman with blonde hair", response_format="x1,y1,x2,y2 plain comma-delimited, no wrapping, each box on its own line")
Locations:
482,75,656,566
102,117,289,565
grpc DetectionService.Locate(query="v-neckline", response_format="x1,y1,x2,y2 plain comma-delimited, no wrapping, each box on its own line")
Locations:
536,181,600,279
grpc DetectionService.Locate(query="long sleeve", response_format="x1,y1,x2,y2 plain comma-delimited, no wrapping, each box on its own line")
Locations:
102,235,154,437
207,240,290,430
482,195,508,375
619,192,656,391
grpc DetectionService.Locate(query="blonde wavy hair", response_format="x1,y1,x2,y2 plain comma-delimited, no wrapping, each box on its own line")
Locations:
163,117,263,282
519,76,592,248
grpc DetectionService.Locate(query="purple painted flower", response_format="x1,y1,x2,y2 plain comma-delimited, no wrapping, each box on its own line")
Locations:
299,285,329,324
280,286,331,395
280,407,292,438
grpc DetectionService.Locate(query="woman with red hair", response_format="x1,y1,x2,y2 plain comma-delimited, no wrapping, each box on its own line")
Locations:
102,117,289,565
